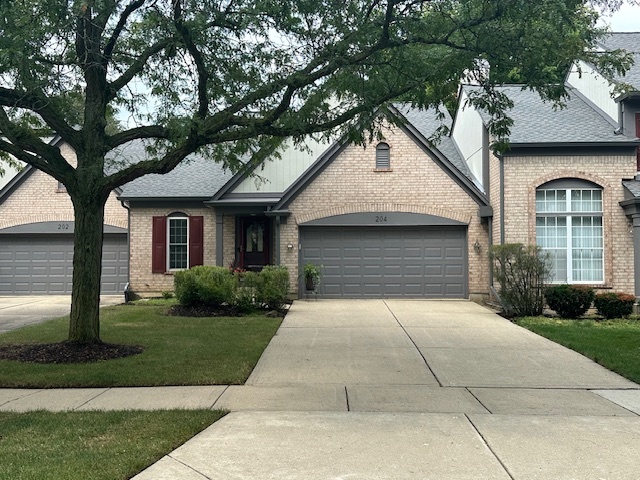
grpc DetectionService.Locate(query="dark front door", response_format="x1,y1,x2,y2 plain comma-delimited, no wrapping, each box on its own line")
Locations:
239,217,271,271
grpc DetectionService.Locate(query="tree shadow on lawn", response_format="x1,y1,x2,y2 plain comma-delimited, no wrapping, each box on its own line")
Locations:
0,303,285,364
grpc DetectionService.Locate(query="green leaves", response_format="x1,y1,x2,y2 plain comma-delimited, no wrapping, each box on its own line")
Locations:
0,0,633,184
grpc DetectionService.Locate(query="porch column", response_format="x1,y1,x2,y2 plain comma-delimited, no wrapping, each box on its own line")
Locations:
274,215,281,265
216,213,224,266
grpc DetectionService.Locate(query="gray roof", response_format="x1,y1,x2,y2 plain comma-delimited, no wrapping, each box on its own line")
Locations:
394,104,474,181
598,33,640,90
623,179,640,198
461,84,633,144
117,141,233,199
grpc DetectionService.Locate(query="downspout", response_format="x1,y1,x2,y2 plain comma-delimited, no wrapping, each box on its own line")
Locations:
488,217,493,288
499,152,505,244
120,199,131,302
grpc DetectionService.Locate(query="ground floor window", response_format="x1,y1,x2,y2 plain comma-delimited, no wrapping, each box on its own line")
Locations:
168,217,188,270
535,182,603,284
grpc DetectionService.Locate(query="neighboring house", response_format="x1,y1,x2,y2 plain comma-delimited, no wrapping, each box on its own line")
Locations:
2,32,640,301
0,138,129,294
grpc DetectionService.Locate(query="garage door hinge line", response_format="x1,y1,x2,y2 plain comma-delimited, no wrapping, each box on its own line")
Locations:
382,300,443,387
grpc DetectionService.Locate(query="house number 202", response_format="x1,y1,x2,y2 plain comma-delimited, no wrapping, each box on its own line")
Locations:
58,223,70,230
375,215,388,223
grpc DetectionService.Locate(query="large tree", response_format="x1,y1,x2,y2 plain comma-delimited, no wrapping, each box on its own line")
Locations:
0,0,632,343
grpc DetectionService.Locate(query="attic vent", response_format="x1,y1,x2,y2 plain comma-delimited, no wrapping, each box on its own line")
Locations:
376,142,390,169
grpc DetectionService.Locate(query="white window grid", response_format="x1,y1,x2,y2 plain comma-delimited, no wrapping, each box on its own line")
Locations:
168,217,189,270
535,188,603,284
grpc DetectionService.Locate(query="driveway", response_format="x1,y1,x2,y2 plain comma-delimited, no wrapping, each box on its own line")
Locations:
135,299,640,480
0,295,123,333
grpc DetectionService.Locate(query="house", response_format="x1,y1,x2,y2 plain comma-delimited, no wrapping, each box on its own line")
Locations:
2,32,640,301
0,139,129,294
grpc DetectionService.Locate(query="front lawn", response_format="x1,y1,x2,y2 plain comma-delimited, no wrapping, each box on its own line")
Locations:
0,304,282,388
517,317,640,384
0,409,224,480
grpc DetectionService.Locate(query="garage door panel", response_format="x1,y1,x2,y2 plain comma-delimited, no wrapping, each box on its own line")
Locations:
0,234,128,295
300,226,467,298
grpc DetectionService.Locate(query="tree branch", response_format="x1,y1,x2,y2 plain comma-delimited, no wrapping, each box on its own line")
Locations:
0,110,74,181
103,0,147,61
106,125,171,148
0,88,80,147
107,38,176,99
172,0,209,119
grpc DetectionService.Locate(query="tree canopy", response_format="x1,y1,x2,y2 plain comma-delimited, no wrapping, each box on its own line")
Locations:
0,0,633,343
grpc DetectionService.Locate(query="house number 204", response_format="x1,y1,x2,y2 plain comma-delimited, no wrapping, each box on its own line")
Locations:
375,216,388,223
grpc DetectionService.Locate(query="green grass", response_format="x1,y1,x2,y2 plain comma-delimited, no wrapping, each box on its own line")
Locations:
0,409,224,480
0,304,282,388
517,316,640,384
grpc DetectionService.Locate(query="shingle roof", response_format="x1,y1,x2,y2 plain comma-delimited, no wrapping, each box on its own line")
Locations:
598,33,640,90
461,85,631,144
117,141,234,199
394,104,474,181
623,179,640,198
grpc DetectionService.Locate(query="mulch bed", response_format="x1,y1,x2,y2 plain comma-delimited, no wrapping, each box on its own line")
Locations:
168,304,245,317
168,304,284,318
0,341,144,364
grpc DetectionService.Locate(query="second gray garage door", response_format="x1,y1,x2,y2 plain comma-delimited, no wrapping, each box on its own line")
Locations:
0,234,128,295
299,226,467,298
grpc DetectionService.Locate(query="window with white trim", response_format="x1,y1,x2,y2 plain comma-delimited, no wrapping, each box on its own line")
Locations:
535,181,603,284
168,216,188,270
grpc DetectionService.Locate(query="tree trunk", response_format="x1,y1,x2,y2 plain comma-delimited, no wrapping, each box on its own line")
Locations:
68,191,108,344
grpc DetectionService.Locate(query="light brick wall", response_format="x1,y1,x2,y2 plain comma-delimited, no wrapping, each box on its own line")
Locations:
222,215,236,268
501,154,636,292
281,124,490,298
129,207,217,294
488,151,502,245
0,143,126,229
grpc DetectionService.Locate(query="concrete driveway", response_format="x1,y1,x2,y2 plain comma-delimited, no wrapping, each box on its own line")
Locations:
134,299,640,480
0,295,123,333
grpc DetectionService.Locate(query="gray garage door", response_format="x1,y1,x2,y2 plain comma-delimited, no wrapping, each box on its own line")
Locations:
0,234,128,294
300,226,467,298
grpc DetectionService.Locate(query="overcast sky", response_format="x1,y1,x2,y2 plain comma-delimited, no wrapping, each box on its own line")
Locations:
602,3,640,31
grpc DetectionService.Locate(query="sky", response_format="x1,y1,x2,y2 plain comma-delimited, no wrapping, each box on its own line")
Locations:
601,3,640,31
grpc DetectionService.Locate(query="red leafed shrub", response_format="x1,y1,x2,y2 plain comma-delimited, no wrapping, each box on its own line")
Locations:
594,292,636,319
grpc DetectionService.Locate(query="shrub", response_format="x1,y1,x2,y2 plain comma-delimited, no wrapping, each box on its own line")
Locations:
233,271,258,313
256,265,290,310
491,243,551,317
174,266,235,307
161,291,174,299
544,284,595,319
594,292,636,319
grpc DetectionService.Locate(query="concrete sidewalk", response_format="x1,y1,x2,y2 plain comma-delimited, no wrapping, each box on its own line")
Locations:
2,299,640,479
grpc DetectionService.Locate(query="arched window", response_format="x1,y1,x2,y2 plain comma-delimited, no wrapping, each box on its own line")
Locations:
151,213,204,273
167,212,189,270
536,179,603,283
376,142,390,169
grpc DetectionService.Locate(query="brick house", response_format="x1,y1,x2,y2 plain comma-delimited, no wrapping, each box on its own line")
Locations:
2,32,640,300
0,138,129,294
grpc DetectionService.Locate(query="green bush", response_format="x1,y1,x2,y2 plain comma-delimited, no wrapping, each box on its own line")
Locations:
491,243,551,317
233,271,258,313
544,284,595,319
256,265,290,310
594,292,636,319
174,266,235,307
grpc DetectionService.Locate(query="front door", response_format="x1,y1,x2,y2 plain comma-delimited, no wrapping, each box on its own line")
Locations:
239,217,271,271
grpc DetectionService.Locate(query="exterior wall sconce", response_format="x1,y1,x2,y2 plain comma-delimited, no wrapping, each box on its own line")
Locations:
473,240,481,253
287,244,294,251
